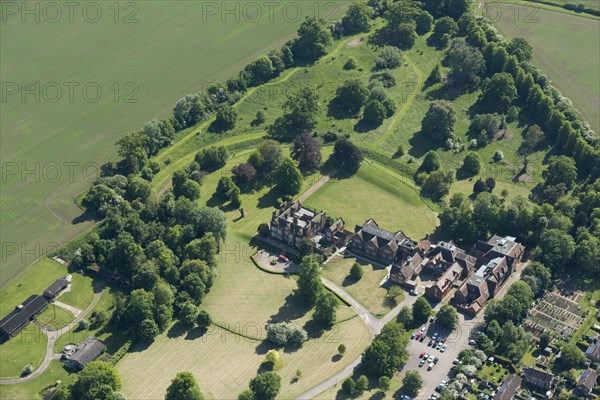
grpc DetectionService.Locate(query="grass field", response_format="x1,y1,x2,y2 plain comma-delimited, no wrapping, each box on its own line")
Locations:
117,148,372,399
0,361,73,400
0,258,66,316
488,2,600,132
0,1,352,285
0,324,47,379
36,304,74,331
449,179,534,203
304,161,438,239
522,0,600,11
56,273,95,311
322,255,397,316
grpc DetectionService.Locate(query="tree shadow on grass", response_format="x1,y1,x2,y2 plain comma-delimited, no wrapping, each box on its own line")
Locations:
257,186,282,209
327,100,360,121
342,274,359,287
205,192,226,208
331,353,343,362
353,119,380,133
408,130,439,158
268,291,310,324
167,321,188,339
72,210,99,225
255,340,273,356
185,326,209,341
303,318,329,340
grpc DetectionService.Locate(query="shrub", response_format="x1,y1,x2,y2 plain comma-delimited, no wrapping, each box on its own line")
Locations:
344,58,357,70
375,46,403,69
266,322,308,345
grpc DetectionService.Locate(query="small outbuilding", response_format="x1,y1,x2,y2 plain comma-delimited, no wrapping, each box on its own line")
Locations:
43,276,71,300
65,336,106,370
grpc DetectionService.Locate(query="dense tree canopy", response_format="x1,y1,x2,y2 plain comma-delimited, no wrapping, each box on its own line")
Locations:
249,372,281,400
292,17,332,61
331,138,364,174
446,38,486,89
70,361,122,400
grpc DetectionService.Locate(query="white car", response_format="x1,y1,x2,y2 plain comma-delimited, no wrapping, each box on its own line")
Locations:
469,339,476,345
409,289,418,296
428,355,435,363
440,344,447,352
428,362,435,370
420,326,426,332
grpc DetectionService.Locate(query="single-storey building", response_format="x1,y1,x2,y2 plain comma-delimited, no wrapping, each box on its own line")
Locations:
494,373,522,400
575,368,598,397
65,336,106,370
43,275,71,300
0,295,48,339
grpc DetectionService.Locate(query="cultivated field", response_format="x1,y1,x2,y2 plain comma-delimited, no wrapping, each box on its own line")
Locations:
0,1,352,285
489,2,600,132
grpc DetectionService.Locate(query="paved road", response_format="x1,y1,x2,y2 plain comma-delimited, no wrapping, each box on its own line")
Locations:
0,291,102,384
296,261,527,399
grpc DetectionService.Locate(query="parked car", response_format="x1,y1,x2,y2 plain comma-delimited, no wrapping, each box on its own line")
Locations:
469,339,476,345
440,336,447,343
416,332,422,340
419,359,425,367
278,255,289,263
428,355,435,363
420,351,426,358
428,362,435,370
452,358,460,365
409,289,418,296
411,332,417,339
420,326,426,332
433,356,439,364
428,339,434,346
419,334,426,342
436,342,442,350
441,344,448,352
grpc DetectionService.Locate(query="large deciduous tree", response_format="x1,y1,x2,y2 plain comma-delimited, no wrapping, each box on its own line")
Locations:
291,133,322,173
165,371,204,400
421,100,457,142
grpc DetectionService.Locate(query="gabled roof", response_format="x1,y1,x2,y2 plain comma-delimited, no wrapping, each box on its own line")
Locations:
522,367,555,386
44,278,69,298
585,341,600,359
69,336,106,368
0,295,48,336
576,369,598,392
494,373,522,400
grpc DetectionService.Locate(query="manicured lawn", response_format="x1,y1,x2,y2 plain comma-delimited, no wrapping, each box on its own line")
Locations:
36,304,74,331
0,324,47,379
119,156,372,399
449,179,534,203
322,254,397,316
521,346,542,367
0,361,74,400
0,258,66,316
489,3,600,132
479,363,511,386
304,161,438,240
119,232,371,399
57,272,95,311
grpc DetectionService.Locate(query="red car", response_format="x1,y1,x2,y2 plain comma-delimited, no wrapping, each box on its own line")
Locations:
415,332,422,340
419,351,426,358
278,255,289,263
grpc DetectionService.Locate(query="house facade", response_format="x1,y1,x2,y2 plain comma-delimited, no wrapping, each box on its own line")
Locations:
269,201,349,251
451,235,524,315
349,219,411,265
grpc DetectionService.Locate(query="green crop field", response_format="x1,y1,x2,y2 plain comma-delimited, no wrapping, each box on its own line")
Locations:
0,1,352,286
487,2,600,132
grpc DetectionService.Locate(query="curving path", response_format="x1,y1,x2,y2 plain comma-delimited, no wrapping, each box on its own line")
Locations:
0,291,103,384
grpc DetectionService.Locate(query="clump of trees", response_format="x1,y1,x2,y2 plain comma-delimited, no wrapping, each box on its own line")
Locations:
362,321,409,378
421,100,457,143
266,322,308,346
